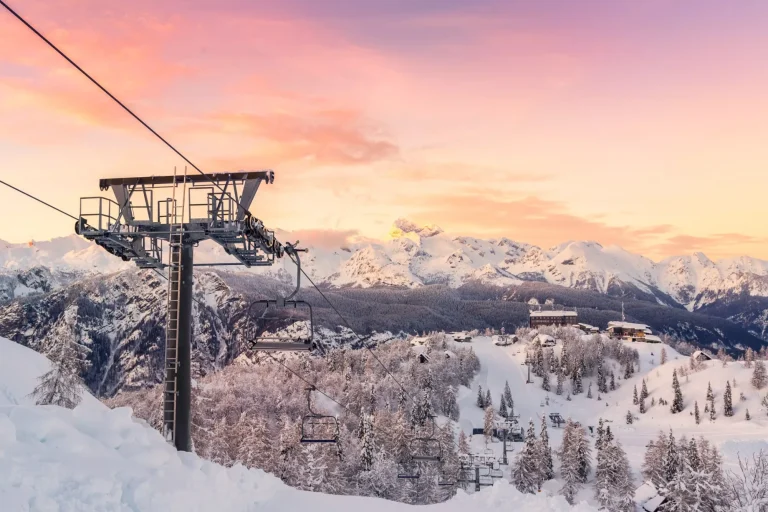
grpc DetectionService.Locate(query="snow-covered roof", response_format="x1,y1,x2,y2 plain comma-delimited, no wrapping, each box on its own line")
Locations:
529,311,577,317
645,335,662,342
634,482,665,511
607,321,650,330
692,350,712,359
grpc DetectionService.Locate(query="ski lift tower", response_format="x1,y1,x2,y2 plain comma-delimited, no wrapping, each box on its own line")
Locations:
74,169,290,452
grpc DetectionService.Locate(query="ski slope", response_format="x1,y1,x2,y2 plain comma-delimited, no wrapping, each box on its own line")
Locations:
456,335,768,504
0,336,596,511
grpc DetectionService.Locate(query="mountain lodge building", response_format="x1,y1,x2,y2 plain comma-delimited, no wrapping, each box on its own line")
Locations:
528,309,578,328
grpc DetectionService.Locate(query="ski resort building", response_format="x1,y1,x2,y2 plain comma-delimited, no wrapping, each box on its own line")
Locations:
606,321,652,341
692,350,712,362
528,310,578,328
577,323,599,334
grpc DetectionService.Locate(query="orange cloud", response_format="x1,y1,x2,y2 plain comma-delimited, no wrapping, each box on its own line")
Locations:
186,108,399,167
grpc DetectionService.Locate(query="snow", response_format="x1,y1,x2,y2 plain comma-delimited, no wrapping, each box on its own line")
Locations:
530,311,578,317
0,336,595,511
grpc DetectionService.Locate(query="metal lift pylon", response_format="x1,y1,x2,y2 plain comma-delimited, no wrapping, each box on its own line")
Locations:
76,169,288,452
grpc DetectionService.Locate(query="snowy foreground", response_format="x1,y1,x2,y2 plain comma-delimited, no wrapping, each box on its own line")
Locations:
0,337,595,511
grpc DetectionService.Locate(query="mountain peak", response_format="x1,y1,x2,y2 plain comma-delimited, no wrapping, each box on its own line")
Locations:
391,218,444,238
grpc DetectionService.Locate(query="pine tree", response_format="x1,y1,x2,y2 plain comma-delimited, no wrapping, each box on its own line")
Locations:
485,389,492,409
587,381,592,398
624,361,632,380
724,381,734,417
610,371,616,391
558,420,592,504
709,397,716,421
597,358,607,394
512,419,540,493
499,394,508,418
746,408,751,420
594,436,634,512
640,379,648,401
633,385,638,405
476,385,485,409
538,416,554,481
542,371,550,392
626,410,633,424
670,369,684,414
661,347,668,364
639,397,646,414
752,360,767,389
30,337,88,408
503,380,513,409
686,437,700,471
706,381,714,402
662,429,680,483
573,367,583,395
694,401,700,424
556,368,564,396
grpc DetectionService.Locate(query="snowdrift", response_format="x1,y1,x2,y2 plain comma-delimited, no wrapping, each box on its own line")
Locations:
0,337,596,511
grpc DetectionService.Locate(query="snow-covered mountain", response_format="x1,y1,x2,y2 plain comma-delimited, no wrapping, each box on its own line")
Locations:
3,219,768,338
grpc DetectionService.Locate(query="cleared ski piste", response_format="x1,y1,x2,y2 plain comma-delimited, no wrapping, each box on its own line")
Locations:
0,337,595,511
455,335,768,505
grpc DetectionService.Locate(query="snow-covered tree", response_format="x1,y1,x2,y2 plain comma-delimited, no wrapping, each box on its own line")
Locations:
752,360,767,390
641,433,666,488
360,414,376,470
503,381,513,409
745,347,755,368
694,401,700,424
594,436,634,512
725,450,768,510
626,410,633,424
586,381,592,398
639,397,646,414
483,406,495,443
661,347,668,364
724,381,734,417
555,368,564,396
542,371,550,392
572,367,583,395
633,385,638,405
558,419,592,504
671,369,684,414
513,419,540,493
640,379,648,401
30,336,88,408
538,415,554,481
499,393,508,418
476,385,485,409
706,381,714,402
484,389,492,409
746,408,751,420
709,397,716,421
457,430,469,456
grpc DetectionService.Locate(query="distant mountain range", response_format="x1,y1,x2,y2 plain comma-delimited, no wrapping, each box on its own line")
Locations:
1,218,767,343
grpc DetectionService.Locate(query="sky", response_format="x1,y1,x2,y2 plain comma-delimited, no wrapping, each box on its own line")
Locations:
0,0,767,261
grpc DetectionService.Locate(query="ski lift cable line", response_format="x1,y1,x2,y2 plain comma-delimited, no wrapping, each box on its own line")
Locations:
263,351,414,444
0,0,262,223
264,351,462,454
0,180,79,221
289,255,420,407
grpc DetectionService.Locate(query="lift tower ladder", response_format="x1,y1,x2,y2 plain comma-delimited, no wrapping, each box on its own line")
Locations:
163,166,187,445
76,169,287,452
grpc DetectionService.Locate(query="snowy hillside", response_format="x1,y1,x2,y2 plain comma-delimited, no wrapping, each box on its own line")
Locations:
0,336,596,511
452,332,768,506
3,220,767,311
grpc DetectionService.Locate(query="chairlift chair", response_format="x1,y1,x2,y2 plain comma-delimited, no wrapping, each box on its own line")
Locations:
397,463,421,480
300,386,340,444
243,243,320,352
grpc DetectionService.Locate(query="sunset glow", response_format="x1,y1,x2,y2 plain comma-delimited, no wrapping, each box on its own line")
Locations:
1,0,766,260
